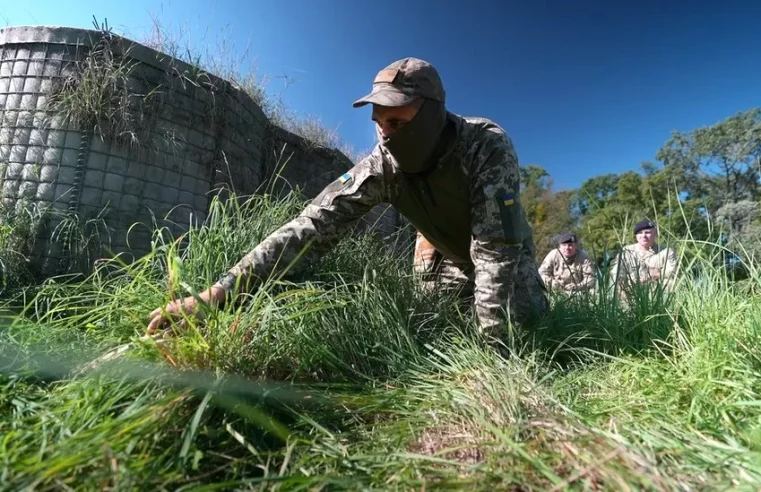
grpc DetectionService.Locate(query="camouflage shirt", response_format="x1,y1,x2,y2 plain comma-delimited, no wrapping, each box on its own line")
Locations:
214,112,537,334
538,249,596,293
610,243,678,290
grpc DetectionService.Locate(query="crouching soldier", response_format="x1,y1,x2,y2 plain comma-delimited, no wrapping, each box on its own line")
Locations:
538,232,596,295
147,57,549,345
610,219,678,295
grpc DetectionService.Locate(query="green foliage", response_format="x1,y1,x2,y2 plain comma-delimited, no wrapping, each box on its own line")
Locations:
0,200,115,292
46,32,159,148
48,207,112,276
519,165,576,260
522,108,759,266
0,201,44,294
1,188,761,489
4,16,761,486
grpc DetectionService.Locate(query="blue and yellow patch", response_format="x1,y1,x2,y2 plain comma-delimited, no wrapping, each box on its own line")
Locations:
338,173,352,184
502,193,515,207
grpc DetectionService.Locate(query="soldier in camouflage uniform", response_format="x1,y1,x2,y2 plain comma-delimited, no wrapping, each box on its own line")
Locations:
610,219,678,293
538,233,596,294
147,57,549,341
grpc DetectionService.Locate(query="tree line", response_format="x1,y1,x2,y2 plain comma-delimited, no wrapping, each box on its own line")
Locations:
521,107,761,269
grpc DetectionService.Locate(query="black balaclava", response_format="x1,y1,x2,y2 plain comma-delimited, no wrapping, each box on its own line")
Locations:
378,98,448,174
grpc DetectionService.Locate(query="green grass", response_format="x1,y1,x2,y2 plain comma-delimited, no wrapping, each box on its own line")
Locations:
0,200,42,294
1,189,760,490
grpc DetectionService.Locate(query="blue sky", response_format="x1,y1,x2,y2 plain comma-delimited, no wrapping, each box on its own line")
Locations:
2,0,760,190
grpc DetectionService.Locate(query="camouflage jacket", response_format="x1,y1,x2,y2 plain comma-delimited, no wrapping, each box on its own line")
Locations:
610,243,678,290
214,112,535,334
538,249,596,293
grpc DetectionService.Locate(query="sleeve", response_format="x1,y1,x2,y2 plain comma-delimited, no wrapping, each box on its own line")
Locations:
467,128,528,337
608,251,624,290
576,254,597,292
610,248,640,291
214,154,390,294
661,248,679,290
538,251,556,290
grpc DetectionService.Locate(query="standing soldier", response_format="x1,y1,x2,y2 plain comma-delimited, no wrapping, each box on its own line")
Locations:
610,219,678,293
147,57,549,343
538,233,596,295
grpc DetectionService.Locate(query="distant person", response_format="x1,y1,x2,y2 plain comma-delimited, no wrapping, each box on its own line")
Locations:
147,57,548,343
610,219,678,293
538,233,596,295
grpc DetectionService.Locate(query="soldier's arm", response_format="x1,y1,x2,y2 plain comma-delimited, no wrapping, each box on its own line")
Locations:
467,127,526,338
214,153,391,296
579,254,597,291
537,251,555,289
661,247,679,290
608,252,623,290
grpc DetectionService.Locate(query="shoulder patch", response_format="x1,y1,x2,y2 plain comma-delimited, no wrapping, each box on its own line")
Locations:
495,190,523,244
338,172,352,184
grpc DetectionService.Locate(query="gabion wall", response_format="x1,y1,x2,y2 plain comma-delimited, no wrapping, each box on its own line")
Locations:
0,26,406,275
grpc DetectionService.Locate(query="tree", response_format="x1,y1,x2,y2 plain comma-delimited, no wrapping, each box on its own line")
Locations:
656,108,761,208
532,189,577,261
574,173,648,262
574,174,620,216
514,107,761,270
520,164,551,230
519,165,576,261
716,200,761,272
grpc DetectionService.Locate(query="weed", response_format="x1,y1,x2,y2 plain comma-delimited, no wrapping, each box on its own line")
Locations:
46,30,157,149
0,187,760,489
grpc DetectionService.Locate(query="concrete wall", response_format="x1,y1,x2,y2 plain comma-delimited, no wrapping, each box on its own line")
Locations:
0,25,405,275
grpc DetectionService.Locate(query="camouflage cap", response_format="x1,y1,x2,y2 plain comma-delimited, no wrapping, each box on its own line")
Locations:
352,57,446,108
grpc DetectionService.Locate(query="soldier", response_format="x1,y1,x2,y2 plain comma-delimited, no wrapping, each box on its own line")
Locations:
147,57,549,342
610,219,678,292
538,233,596,294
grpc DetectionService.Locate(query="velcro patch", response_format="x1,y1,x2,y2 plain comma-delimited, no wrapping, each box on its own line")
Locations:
338,172,352,184
374,68,399,84
496,191,523,244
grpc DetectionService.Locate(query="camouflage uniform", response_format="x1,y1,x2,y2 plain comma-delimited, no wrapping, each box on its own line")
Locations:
610,243,678,291
538,248,596,294
214,58,548,339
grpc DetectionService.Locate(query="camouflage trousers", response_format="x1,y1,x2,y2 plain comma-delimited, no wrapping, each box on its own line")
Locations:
413,232,549,329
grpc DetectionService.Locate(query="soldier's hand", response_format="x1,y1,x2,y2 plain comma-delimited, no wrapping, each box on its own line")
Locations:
146,287,226,335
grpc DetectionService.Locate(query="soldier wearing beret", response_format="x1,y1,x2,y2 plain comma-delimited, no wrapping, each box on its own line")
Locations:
610,219,678,293
538,233,596,295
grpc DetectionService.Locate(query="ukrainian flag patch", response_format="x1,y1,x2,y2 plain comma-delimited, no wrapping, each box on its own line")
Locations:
502,193,515,207
338,173,352,184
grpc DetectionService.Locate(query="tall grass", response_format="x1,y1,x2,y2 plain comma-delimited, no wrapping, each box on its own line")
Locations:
1,188,761,489
47,22,161,149
0,200,47,295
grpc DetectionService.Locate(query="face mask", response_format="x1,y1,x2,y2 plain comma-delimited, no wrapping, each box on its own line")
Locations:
378,99,447,174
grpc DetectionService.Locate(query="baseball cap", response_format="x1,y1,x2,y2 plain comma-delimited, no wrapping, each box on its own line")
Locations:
634,219,656,235
557,233,577,244
352,57,446,108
